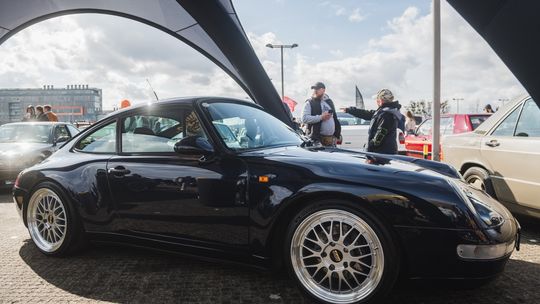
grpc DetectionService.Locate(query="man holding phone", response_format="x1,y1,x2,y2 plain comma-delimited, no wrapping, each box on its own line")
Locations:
301,82,341,146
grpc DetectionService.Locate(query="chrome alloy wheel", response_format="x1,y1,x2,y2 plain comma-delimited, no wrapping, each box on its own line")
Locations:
291,209,384,304
27,188,68,253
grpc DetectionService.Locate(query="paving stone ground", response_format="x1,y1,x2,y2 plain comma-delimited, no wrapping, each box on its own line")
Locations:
0,190,539,303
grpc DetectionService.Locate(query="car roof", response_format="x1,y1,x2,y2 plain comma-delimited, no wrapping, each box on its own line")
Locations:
2,122,69,126
101,96,259,120
474,95,529,133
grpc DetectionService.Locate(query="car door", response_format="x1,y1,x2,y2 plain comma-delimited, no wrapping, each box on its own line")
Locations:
480,98,540,209
405,118,432,158
106,105,249,248
52,124,71,151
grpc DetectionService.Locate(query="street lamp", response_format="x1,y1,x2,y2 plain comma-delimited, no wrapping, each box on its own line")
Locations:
266,43,298,101
452,98,464,113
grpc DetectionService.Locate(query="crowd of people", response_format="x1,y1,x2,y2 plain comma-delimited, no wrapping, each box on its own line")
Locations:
301,82,405,154
300,81,498,155
22,105,58,122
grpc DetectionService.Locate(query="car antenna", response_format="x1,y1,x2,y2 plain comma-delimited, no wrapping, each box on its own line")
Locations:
146,78,159,102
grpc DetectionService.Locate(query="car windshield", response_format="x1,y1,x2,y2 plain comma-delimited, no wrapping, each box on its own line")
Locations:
337,112,369,126
205,102,303,150
0,124,51,143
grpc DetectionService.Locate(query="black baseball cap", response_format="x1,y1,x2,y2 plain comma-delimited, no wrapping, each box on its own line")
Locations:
310,82,325,90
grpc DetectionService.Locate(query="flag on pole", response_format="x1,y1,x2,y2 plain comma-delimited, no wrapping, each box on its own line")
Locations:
283,96,298,112
355,86,364,109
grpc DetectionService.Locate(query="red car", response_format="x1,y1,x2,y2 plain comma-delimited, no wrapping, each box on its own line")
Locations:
405,114,491,159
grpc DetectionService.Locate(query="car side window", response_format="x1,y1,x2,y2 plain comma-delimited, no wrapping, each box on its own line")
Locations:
74,121,117,153
54,125,70,140
440,117,454,135
514,99,540,137
416,119,432,136
492,106,521,136
120,110,206,153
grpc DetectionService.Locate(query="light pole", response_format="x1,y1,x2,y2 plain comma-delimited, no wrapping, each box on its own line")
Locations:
266,43,298,101
498,98,509,107
452,98,464,113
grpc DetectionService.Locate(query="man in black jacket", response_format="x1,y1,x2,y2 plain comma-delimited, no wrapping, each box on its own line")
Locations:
301,82,341,146
344,89,403,154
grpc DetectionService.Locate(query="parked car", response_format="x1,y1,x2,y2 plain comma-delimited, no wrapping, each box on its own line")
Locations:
0,122,79,188
336,112,406,153
405,114,491,159
13,97,519,304
442,96,540,219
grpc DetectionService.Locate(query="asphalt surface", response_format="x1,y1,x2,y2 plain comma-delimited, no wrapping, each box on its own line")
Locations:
0,189,539,303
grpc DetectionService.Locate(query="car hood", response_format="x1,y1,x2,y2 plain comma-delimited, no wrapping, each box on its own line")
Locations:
242,146,461,180
0,142,50,154
449,0,540,108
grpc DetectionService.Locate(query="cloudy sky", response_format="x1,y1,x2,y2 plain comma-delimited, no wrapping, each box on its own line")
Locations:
0,0,527,115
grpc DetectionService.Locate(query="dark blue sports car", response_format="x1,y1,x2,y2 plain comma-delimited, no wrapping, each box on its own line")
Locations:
13,97,519,304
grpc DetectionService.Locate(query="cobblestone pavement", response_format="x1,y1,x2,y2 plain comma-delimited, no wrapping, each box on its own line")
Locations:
1,190,539,304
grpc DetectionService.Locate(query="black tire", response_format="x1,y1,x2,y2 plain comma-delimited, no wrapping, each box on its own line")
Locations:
25,181,87,256
284,200,400,304
463,167,496,198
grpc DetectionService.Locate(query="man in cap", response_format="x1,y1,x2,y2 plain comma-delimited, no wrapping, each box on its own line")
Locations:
301,82,341,146
344,88,404,154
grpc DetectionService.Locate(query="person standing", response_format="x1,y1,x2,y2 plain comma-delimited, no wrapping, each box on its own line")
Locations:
344,88,404,154
483,104,495,113
44,105,59,122
301,82,341,146
405,110,417,134
22,105,36,121
35,105,49,121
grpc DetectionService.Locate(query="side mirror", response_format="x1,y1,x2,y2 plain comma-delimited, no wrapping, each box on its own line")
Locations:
174,136,214,156
54,136,70,145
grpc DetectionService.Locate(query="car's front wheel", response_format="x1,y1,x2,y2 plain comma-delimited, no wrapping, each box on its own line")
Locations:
285,201,399,304
26,182,85,256
463,167,496,198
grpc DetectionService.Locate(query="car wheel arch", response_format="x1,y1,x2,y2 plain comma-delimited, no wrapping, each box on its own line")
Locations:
267,190,401,271
460,162,493,176
22,178,76,227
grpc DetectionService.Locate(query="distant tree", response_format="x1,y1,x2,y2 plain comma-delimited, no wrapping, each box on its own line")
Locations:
407,99,449,116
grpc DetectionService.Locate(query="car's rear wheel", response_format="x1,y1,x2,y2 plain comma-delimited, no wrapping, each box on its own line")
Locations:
26,182,84,256
463,167,496,197
285,201,399,304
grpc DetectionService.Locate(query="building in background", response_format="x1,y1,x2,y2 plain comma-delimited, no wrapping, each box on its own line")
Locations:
0,84,102,125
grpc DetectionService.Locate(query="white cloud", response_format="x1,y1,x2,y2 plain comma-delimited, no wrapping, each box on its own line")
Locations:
335,6,346,16
0,3,527,116
330,49,344,57
348,8,366,23
246,3,526,115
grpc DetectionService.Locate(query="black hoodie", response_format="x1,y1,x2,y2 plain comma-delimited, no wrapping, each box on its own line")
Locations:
345,101,404,154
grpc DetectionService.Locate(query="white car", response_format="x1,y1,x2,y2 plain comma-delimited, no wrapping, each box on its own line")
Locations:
336,112,406,153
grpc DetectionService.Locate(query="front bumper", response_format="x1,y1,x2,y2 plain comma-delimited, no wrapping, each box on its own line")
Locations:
396,216,520,280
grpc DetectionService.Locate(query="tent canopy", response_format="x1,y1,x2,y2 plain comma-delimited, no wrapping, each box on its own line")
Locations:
0,0,293,126
448,0,540,107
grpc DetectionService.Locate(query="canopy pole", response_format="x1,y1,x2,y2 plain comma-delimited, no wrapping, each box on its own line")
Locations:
432,0,441,161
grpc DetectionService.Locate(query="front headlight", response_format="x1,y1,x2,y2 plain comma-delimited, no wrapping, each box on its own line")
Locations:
447,179,505,228
468,196,504,227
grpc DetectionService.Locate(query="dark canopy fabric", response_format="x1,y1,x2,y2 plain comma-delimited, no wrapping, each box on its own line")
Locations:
0,0,293,126
448,0,540,107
